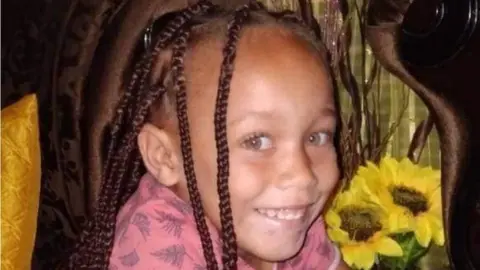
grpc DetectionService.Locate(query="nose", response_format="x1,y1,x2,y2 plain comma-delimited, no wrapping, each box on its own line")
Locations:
276,147,316,190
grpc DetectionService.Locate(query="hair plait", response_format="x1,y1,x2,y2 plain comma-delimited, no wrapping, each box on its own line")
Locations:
213,2,264,269
66,1,329,269
173,27,220,269
67,2,215,269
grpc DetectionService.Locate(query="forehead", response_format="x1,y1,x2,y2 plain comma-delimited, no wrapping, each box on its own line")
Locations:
183,26,333,122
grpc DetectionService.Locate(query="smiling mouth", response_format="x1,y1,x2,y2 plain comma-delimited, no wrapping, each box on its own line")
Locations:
255,208,307,220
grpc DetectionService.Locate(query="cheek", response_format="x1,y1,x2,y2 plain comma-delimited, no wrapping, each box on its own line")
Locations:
189,144,223,224
322,168,340,195
228,158,271,208
313,151,340,193
191,144,217,189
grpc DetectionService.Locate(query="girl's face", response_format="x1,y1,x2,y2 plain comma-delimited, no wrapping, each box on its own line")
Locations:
182,26,339,266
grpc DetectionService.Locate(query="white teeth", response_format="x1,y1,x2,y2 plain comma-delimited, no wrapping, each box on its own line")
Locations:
266,210,277,218
256,208,305,220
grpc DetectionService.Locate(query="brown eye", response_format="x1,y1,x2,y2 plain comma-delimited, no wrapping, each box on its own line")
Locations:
242,134,273,151
308,132,330,146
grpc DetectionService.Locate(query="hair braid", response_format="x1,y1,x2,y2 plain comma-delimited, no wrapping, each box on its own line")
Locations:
90,87,165,268
71,83,169,269
103,0,215,200
277,12,322,42
101,2,216,201
68,2,331,270
213,2,263,269
99,0,215,237
102,83,167,216
173,27,220,270
131,1,215,112
104,2,215,195
96,0,216,245
67,3,216,269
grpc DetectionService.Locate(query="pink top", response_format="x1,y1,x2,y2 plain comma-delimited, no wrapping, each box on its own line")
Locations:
109,174,340,269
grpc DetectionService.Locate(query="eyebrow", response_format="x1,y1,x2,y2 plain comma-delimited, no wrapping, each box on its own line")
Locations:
318,107,337,118
228,106,337,126
228,111,276,126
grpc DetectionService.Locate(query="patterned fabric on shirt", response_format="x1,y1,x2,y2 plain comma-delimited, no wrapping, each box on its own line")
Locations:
109,174,340,269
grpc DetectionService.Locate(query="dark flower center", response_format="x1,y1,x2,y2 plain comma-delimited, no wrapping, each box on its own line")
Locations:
339,206,382,242
390,185,428,215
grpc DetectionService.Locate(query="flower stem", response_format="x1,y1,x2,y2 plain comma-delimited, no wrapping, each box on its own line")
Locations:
377,232,429,270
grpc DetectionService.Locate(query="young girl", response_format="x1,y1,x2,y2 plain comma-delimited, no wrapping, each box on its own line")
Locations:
68,1,349,269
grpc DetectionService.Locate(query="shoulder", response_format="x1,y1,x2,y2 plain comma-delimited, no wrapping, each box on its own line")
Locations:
109,180,209,269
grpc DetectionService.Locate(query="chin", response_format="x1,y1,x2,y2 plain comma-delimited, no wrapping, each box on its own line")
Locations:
258,246,303,262
249,236,306,262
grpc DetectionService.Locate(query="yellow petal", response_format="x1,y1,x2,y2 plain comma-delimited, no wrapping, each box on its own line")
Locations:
398,158,417,186
420,168,441,188
373,189,396,212
423,212,443,229
407,176,428,195
356,177,374,195
380,157,397,186
327,228,350,244
426,216,445,246
359,168,381,189
415,216,432,247
354,245,376,270
374,236,404,257
345,182,364,199
325,210,341,228
357,179,388,208
341,245,356,268
388,209,414,233
335,191,351,208
428,187,442,214
361,161,381,178
433,227,445,246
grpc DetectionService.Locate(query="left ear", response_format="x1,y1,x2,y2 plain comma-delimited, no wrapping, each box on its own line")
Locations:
137,123,182,186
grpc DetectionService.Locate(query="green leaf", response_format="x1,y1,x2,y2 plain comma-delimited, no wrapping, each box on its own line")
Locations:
377,232,430,270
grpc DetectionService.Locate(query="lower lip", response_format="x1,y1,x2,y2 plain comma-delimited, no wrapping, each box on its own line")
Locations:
254,209,309,230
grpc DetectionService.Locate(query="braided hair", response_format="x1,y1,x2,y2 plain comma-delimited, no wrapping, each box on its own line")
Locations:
67,1,330,269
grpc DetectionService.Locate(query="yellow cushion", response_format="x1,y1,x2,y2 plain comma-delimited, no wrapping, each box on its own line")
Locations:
1,94,41,270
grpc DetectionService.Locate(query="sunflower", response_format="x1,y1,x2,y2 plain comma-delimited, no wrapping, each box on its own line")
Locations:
326,182,403,270
357,157,444,248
